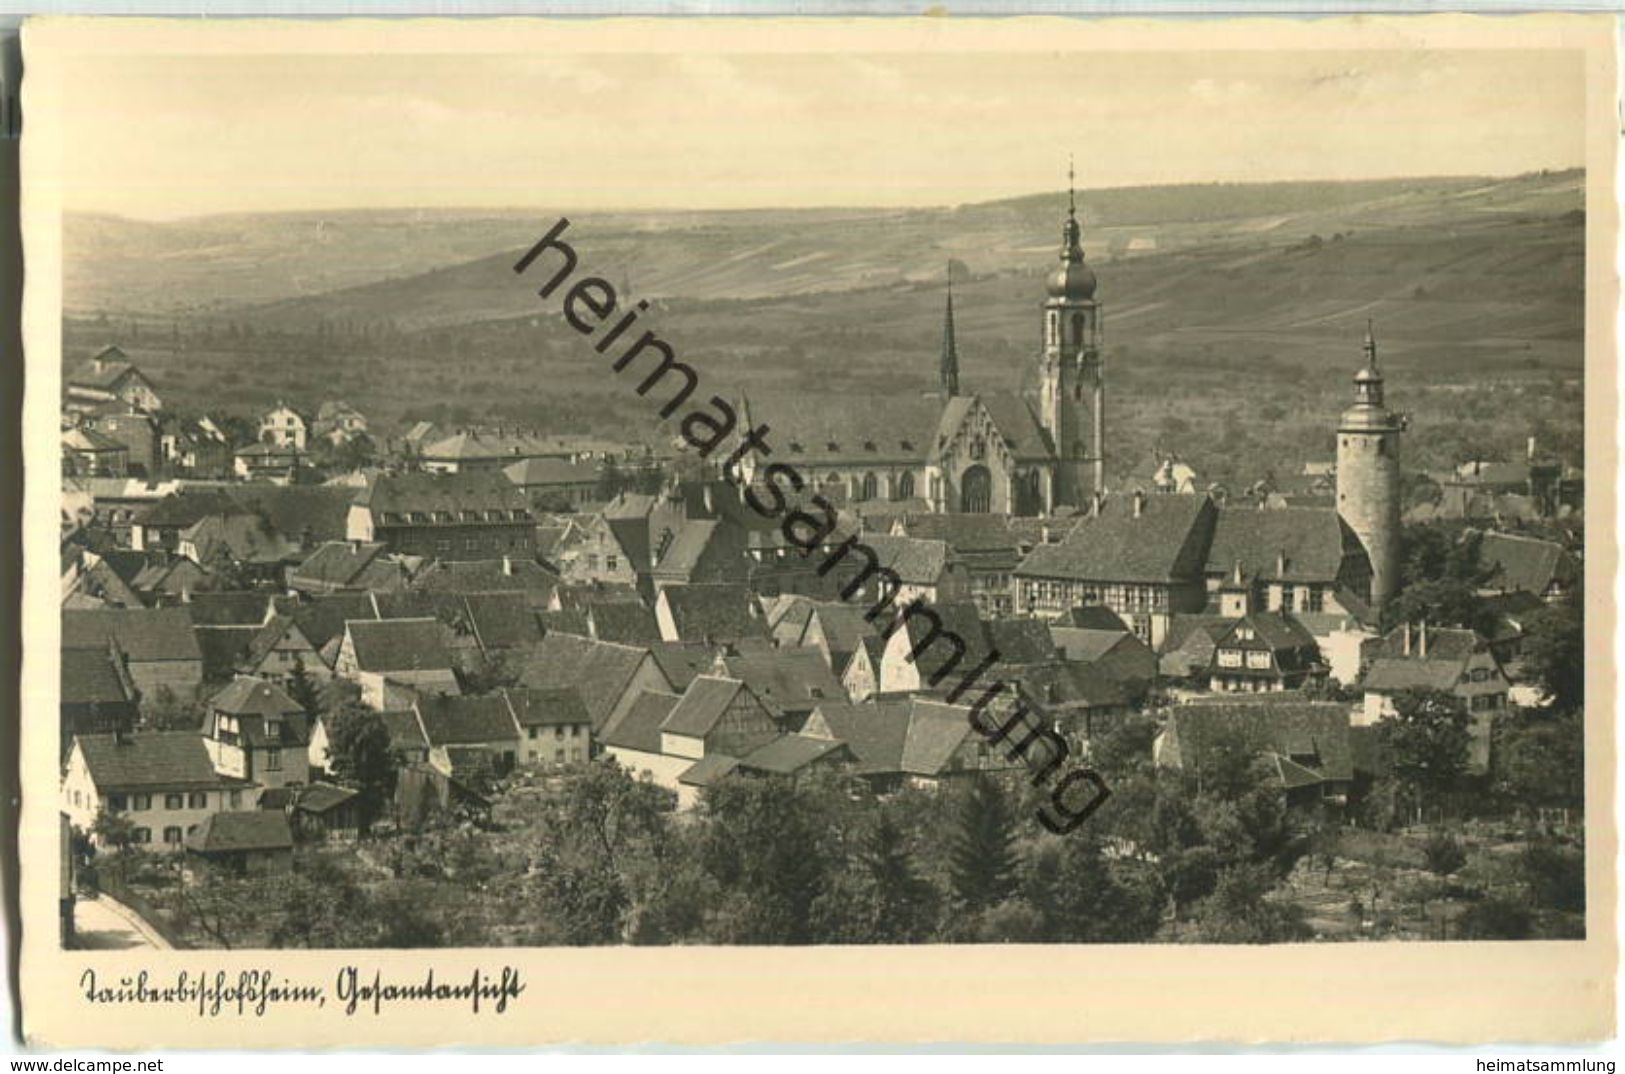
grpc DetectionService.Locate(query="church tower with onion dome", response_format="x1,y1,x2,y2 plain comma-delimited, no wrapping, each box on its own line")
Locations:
1336,323,1404,611
1039,162,1104,508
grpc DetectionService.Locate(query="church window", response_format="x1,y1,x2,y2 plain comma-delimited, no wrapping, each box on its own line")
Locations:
1072,313,1085,343
896,472,916,501
860,473,878,502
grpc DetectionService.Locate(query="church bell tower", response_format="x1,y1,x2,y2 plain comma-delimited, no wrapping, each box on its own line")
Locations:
1039,162,1103,508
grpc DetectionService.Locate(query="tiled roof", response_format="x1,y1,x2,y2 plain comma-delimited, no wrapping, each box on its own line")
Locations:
804,701,912,774
186,811,293,854
894,512,1020,554
860,535,950,586
738,392,944,464
539,609,589,637
360,471,532,520
209,676,305,718
512,633,650,730
601,689,682,752
899,699,981,776
408,558,558,604
377,710,430,753
1479,531,1579,596
738,734,849,775
345,618,454,673
647,642,716,692
587,602,660,646
60,647,138,707
459,592,543,650
718,650,844,714
290,592,378,649
806,603,883,660
894,600,994,684
1049,626,1134,663
1360,659,1464,694
194,625,259,682
181,513,300,566
551,580,642,611
289,541,389,589
183,592,272,627
657,584,766,644
63,426,128,453
1205,506,1363,583
62,607,201,663
416,693,519,746
506,686,591,728
661,675,749,738
76,732,228,791
68,348,140,389
977,392,1058,462
1012,661,1129,710
1164,700,1354,784
1017,494,1217,584
677,753,740,788
503,457,601,488
224,487,357,544
985,618,1057,665
289,782,358,814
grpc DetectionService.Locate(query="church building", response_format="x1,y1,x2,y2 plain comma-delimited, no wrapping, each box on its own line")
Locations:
731,173,1104,517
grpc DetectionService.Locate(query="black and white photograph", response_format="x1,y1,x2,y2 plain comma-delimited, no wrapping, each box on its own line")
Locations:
16,13,1616,1048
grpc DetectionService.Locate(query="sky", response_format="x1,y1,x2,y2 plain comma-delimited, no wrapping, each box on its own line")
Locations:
55,46,1586,219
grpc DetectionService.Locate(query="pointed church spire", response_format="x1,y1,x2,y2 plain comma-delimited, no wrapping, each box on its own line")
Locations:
940,267,960,397
1060,155,1084,263
1363,318,1378,368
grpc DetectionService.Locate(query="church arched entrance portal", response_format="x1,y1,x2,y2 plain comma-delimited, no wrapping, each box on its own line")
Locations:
960,465,993,513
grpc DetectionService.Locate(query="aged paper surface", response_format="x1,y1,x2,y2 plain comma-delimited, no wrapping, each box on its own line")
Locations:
18,14,1618,1047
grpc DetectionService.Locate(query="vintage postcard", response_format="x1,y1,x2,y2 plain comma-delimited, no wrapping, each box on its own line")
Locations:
16,14,1618,1047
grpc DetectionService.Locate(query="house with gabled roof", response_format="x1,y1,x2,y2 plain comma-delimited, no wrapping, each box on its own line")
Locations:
61,606,203,706
239,614,331,685
503,456,601,509
60,647,141,761
507,687,593,768
62,731,256,852
734,735,853,780
1358,623,1506,772
1476,531,1580,604
857,534,971,606
63,426,131,478
414,693,522,777
585,601,661,646
1154,699,1356,807
1015,491,1219,647
1206,611,1326,695
288,540,414,595
185,811,294,875
600,688,688,793
889,512,1026,617
408,556,558,610
202,676,311,789
840,636,887,702
715,649,845,732
350,471,536,562
1049,625,1157,691
511,632,667,734
66,346,162,414
1202,506,1373,618
334,618,460,709
654,583,767,646
658,675,779,762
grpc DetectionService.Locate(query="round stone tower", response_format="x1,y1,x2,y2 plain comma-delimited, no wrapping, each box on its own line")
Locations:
1336,325,1403,610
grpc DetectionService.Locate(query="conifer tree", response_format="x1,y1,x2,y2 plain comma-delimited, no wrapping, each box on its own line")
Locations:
948,777,1020,912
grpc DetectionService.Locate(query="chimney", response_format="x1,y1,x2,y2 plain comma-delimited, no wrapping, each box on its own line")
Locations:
1132,489,1146,519
1039,523,1051,544
1527,436,1537,462
1402,621,1412,656
1419,620,1429,658
502,555,514,577
703,485,715,515
1276,549,1288,577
